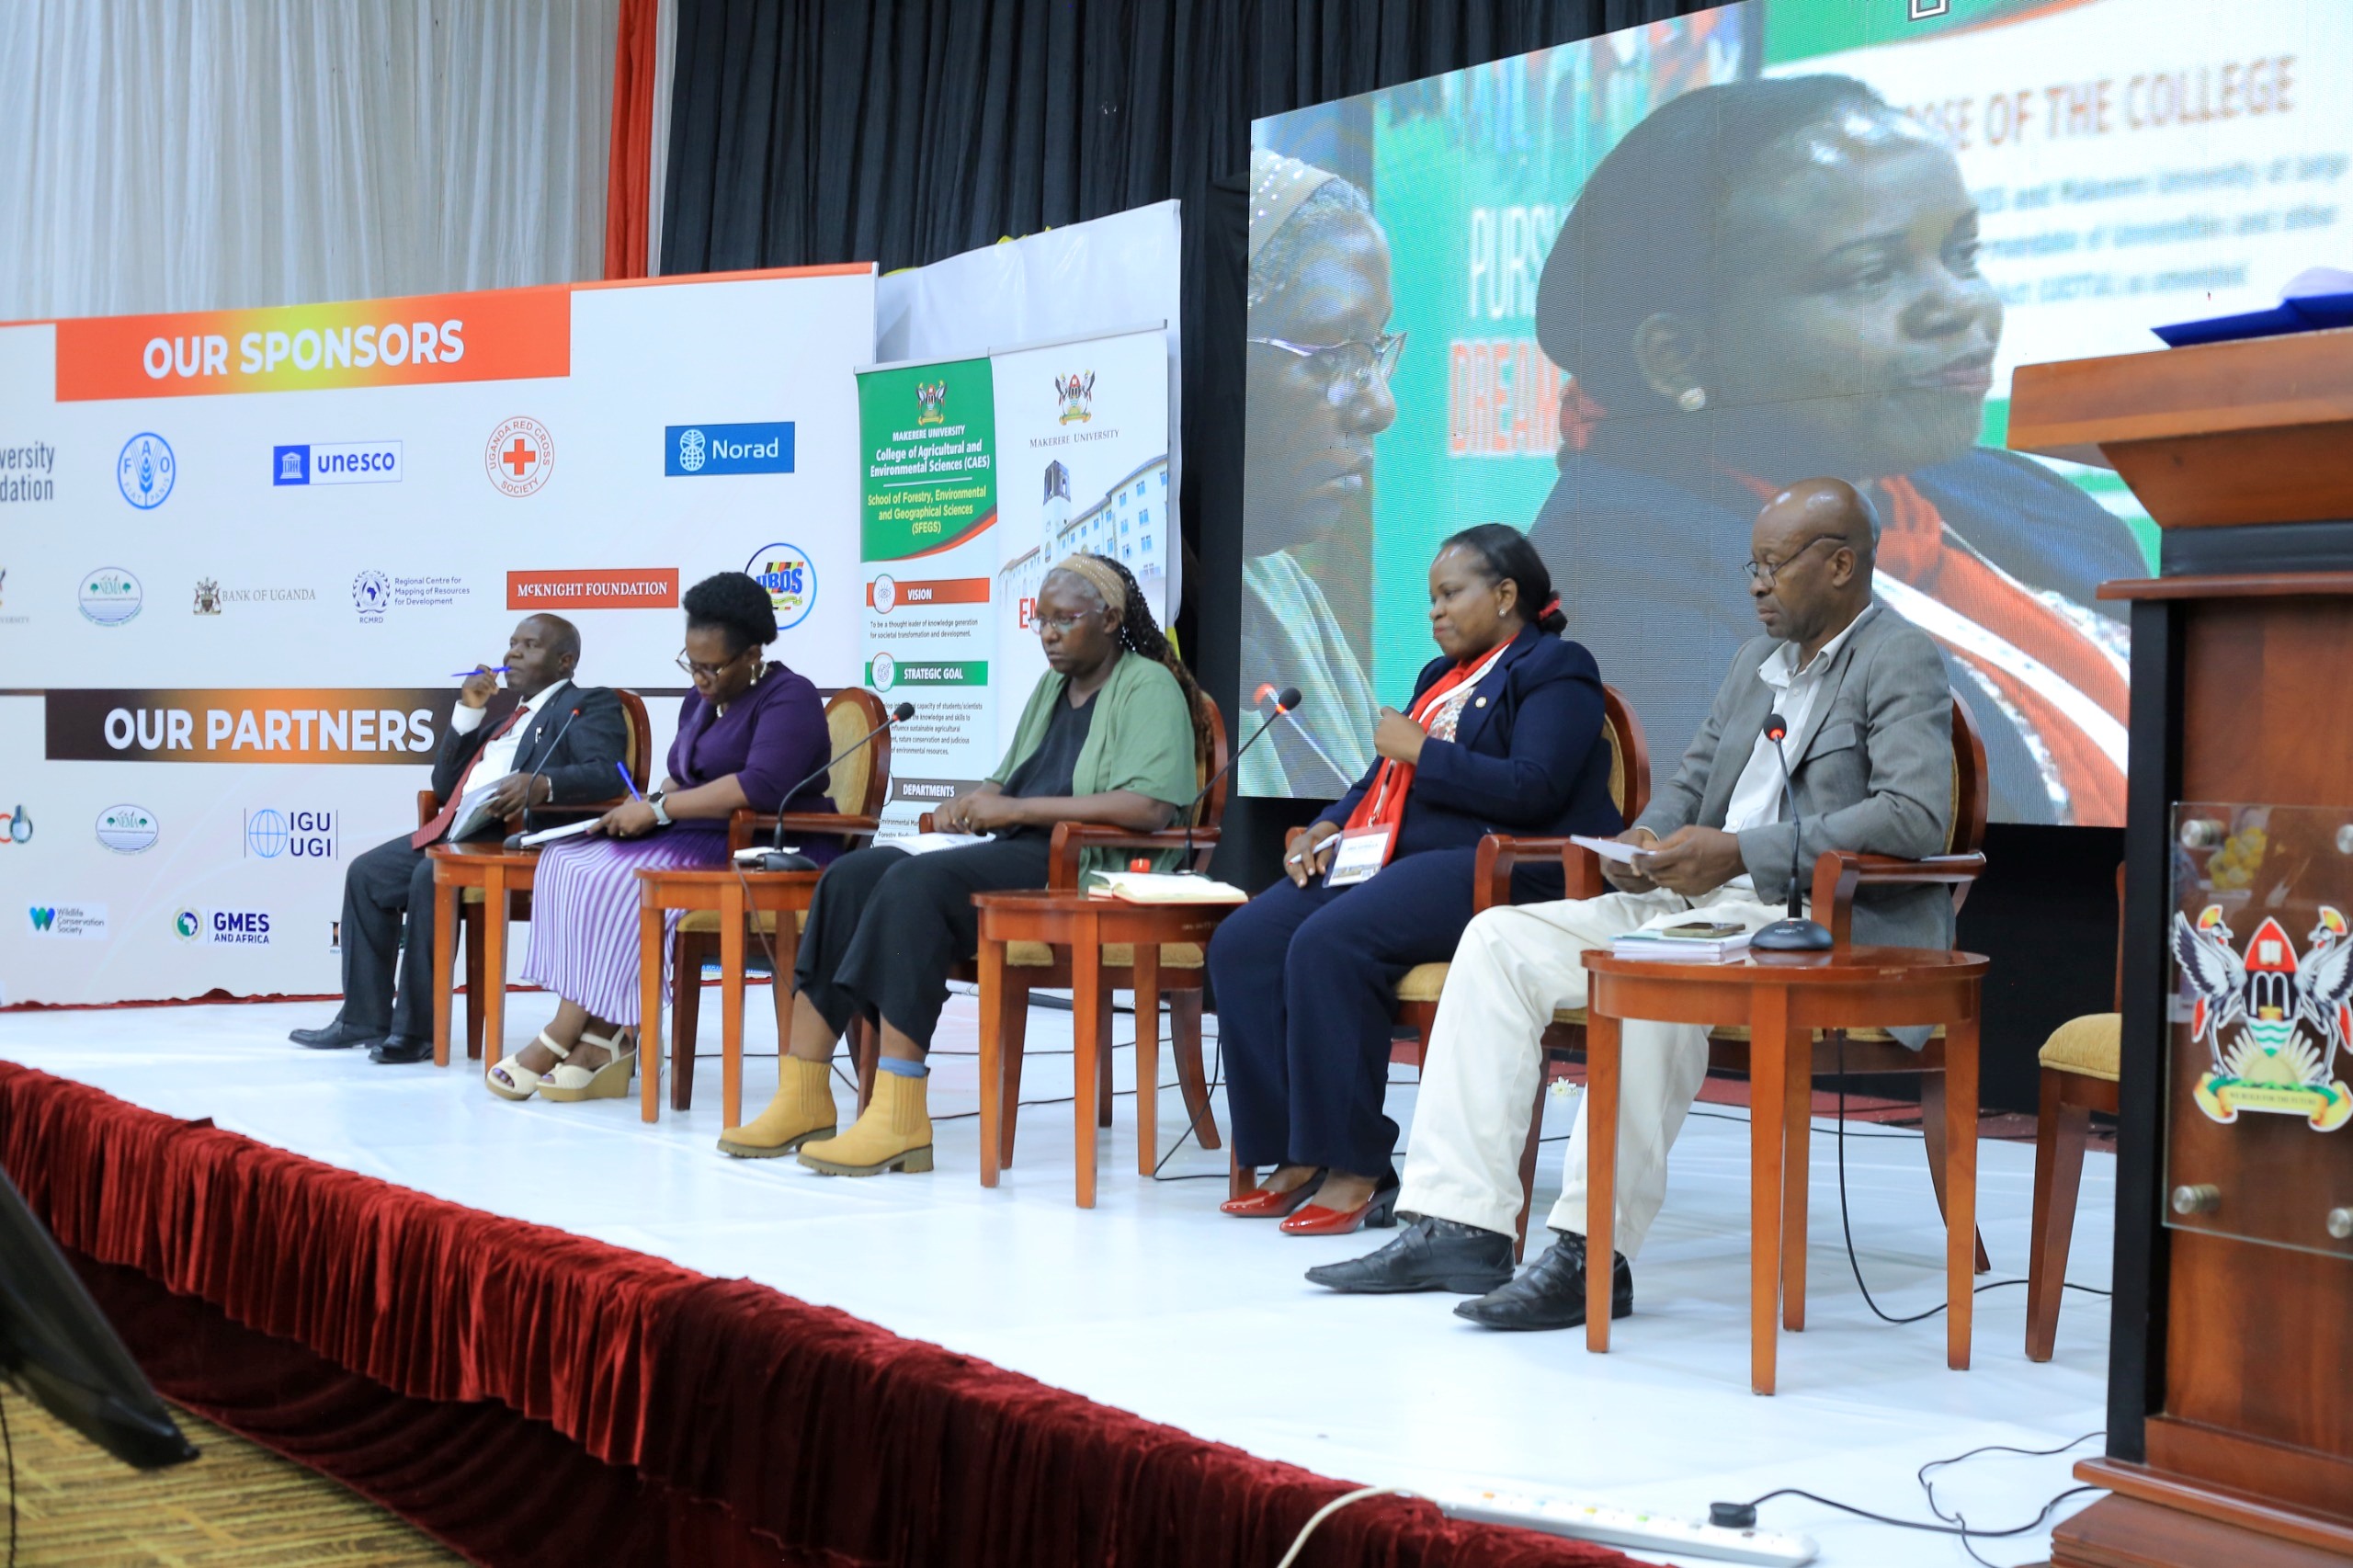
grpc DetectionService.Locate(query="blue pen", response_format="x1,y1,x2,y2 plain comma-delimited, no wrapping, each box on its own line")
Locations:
453,665,512,678
617,761,642,800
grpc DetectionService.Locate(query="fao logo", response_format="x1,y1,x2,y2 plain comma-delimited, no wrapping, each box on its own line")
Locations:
117,433,176,509
744,541,817,631
352,570,392,619
486,415,554,497
676,427,707,472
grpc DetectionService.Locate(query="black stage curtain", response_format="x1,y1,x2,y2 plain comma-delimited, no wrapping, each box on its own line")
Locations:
661,0,2120,1111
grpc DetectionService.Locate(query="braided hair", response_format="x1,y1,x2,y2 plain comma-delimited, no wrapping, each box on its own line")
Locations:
1058,553,1212,796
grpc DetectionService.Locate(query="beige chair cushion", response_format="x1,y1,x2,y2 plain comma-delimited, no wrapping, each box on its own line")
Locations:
676,908,811,936
1397,962,1451,1003
1006,940,1206,970
826,698,874,815
2040,1012,2120,1081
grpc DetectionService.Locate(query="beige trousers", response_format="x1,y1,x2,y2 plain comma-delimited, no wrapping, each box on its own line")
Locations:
1396,885,1783,1256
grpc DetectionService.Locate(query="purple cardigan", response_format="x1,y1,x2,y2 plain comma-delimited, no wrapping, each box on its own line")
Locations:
665,664,840,859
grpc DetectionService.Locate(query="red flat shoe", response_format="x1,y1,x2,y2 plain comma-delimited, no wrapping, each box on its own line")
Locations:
1221,1170,1325,1217
1279,1184,1401,1236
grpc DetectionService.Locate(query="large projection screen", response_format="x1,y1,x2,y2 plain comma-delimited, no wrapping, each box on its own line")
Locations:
1240,0,2351,825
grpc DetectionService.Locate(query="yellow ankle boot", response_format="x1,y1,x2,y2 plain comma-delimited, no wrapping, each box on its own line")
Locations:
796,1069,933,1176
715,1056,837,1158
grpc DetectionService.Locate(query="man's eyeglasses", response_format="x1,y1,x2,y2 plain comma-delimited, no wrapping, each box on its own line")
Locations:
1247,331,1407,405
676,647,751,680
1742,533,1847,587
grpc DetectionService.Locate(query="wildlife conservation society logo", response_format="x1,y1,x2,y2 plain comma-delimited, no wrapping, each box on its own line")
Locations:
1055,371,1096,424
2175,903,2353,1131
79,567,142,626
117,433,176,509
744,542,817,631
485,416,553,497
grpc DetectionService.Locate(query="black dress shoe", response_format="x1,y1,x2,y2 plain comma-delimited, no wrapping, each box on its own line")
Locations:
1302,1216,1516,1295
291,1020,382,1050
1452,1232,1632,1331
368,1035,433,1064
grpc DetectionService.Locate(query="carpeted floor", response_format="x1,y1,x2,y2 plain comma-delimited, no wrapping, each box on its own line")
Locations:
0,1389,461,1567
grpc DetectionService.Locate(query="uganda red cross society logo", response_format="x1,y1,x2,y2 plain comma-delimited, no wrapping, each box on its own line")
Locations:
485,416,554,498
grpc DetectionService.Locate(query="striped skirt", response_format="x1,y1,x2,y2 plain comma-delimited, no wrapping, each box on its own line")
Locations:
519,832,728,1025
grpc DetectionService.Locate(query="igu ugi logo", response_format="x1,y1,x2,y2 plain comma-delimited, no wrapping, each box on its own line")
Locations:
118,433,176,509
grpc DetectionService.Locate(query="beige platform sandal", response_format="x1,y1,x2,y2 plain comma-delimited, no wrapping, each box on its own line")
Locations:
487,1031,567,1101
539,1027,637,1103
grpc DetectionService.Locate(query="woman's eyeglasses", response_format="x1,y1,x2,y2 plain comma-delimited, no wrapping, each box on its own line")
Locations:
1033,611,1087,635
1247,332,1407,405
676,647,750,680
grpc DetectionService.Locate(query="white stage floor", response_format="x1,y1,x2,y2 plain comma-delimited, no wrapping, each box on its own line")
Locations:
0,987,2112,1567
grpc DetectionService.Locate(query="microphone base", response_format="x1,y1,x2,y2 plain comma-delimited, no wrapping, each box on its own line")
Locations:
1750,917,1833,952
753,851,817,873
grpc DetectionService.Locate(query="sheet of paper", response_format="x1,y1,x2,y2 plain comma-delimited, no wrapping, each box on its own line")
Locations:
1570,833,1643,865
893,832,992,857
517,817,599,847
449,772,516,842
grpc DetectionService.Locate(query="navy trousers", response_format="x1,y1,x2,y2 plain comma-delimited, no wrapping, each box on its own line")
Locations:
1211,846,1554,1177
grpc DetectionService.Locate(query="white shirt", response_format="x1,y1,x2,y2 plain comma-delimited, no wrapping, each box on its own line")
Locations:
1717,607,1874,887
449,678,572,802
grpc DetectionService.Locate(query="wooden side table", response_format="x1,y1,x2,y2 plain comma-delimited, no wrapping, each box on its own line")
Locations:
426,842,540,1074
634,866,824,1126
971,890,1238,1208
1578,945,1988,1395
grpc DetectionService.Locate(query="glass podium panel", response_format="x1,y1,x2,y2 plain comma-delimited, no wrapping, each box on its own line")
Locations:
2166,803,2353,1259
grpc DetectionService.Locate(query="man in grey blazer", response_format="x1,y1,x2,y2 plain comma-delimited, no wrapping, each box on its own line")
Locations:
1308,478,1954,1329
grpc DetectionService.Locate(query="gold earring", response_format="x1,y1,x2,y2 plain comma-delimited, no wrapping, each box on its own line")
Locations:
1677,386,1708,414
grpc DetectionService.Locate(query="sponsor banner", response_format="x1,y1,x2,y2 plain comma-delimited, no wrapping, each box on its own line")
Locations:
45,688,462,764
665,421,796,477
274,440,404,486
866,574,990,610
243,807,337,861
506,568,679,610
55,286,571,402
28,903,108,939
174,906,273,946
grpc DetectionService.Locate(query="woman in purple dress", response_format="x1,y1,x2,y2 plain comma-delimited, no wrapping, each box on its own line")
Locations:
491,573,838,1103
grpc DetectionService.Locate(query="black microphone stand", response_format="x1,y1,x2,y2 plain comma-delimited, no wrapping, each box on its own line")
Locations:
1750,710,1832,951
501,702,584,850
1176,687,1303,873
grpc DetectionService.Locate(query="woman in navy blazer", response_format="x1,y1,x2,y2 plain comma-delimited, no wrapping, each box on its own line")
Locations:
1210,526,1621,1233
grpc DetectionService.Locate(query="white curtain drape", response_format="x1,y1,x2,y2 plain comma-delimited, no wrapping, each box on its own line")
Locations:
0,0,620,320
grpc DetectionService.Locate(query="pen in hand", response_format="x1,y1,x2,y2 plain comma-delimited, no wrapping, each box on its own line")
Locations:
616,761,643,801
453,665,512,678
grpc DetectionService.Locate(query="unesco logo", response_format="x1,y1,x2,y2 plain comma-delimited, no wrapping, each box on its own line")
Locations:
676,427,707,472
117,433,176,509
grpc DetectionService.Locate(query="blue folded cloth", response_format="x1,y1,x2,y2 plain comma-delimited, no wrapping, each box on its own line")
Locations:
2154,266,2353,347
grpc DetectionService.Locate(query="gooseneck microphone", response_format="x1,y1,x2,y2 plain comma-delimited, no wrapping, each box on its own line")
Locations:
1175,687,1303,872
754,701,916,871
502,703,584,849
1749,710,1833,952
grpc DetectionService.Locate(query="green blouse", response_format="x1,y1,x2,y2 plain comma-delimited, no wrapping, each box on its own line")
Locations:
988,651,1199,877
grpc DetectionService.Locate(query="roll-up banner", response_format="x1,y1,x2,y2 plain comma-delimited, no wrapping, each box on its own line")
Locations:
858,324,1174,830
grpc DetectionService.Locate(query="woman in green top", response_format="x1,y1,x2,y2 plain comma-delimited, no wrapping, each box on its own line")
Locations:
719,553,1203,1176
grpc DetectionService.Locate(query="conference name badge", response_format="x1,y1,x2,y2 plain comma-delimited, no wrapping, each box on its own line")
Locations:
1324,826,1393,888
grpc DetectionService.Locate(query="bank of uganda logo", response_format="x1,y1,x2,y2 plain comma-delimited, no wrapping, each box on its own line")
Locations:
676,427,707,472
1055,371,1095,424
2175,904,2353,1131
486,416,553,497
915,381,947,426
118,433,176,509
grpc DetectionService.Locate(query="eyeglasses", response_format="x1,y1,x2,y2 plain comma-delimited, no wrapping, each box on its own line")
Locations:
1034,611,1088,636
676,646,751,680
1742,533,1847,587
1247,331,1407,404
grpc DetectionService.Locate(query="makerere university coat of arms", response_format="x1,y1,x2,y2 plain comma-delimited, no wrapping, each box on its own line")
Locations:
2174,904,2353,1131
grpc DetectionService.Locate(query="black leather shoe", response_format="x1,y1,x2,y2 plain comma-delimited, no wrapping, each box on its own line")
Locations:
1303,1217,1516,1295
368,1035,433,1064
1452,1232,1632,1331
291,1020,381,1050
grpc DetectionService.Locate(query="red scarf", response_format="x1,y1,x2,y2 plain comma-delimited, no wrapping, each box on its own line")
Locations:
1340,642,1513,845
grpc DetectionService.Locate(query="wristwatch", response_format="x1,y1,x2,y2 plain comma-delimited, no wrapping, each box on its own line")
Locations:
647,788,673,827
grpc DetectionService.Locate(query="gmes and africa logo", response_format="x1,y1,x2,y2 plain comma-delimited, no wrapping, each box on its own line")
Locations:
915,381,948,426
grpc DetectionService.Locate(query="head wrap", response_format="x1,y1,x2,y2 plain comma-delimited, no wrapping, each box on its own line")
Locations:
1048,554,1130,618
1248,149,1342,261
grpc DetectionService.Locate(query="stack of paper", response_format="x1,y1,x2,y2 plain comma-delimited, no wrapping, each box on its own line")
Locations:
1611,927,1752,962
1085,870,1249,905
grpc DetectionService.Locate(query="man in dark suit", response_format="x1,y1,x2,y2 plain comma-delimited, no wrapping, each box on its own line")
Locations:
290,613,631,1063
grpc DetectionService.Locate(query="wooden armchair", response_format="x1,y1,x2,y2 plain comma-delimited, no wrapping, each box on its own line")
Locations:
659,688,891,1108
421,687,653,1057
2024,864,2123,1362
1497,693,1993,1260
871,689,1229,1161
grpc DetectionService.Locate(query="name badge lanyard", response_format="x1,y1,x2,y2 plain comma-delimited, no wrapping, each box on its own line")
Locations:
1327,642,1511,887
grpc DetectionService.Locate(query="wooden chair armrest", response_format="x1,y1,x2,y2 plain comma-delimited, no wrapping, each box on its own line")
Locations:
728,808,881,853
1048,821,1222,889
1472,835,1610,911
417,790,442,829
1809,850,1989,947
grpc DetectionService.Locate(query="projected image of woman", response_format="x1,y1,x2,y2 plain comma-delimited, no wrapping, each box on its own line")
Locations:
1240,150,1401,797
1529,75,2143,825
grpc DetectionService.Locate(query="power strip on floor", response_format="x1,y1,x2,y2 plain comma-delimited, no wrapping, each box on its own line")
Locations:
1430,1486,1819,1565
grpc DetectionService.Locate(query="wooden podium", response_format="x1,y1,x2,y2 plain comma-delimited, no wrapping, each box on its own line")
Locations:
2011,327,2353,1567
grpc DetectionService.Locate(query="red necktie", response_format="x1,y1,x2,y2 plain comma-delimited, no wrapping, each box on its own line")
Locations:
412,703,530,848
